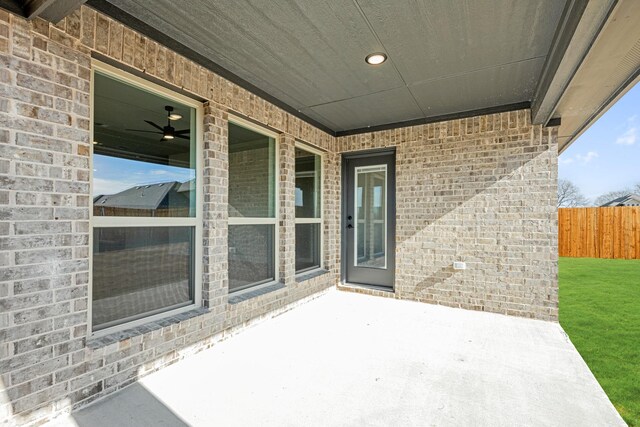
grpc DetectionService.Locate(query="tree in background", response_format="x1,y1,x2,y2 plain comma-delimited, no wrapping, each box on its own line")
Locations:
558,179,590,207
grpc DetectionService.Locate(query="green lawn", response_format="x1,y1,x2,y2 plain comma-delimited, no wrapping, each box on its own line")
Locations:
559,257,640,426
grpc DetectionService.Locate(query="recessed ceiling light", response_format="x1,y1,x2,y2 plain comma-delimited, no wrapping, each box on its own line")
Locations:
168,113,182,121
365,52,387,65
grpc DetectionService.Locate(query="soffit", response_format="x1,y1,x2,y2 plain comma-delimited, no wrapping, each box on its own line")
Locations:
94,0,565,133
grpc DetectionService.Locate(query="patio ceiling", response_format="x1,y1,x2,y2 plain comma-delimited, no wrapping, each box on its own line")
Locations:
89,0,565,134
3,0,639,146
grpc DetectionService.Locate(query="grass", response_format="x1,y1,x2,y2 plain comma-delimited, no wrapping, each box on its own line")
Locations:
559,257,640,426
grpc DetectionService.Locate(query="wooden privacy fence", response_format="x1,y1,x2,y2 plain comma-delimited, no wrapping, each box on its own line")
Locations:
558,207,640,259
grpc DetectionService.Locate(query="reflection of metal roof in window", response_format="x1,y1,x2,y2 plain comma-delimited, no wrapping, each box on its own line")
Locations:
93,181,183,210
176,179,195,193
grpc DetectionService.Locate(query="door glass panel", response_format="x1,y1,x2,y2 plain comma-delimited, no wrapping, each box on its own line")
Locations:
354,165,386,269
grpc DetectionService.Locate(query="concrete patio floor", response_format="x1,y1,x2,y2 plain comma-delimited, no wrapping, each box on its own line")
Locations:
49,289,624,427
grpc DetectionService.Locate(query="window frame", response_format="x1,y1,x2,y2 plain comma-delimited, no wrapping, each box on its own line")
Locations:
294,142,324,275
88,60,204,337
227,115,280,293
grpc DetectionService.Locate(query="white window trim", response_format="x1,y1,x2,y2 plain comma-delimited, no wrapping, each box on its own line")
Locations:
88,60,204,338
227,115,280,292
294,141,324,275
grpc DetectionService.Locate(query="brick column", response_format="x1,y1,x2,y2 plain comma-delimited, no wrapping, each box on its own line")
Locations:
323,151,342,276
278,133,296,285
0,12,92,420
202,101,228,325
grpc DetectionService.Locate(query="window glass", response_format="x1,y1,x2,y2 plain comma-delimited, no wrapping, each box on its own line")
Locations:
92,226,194,330
227,122,277,292
228,122,275,218
295,148,321,218
91,69,200,332
228,225,275,292
93,72,196,217
295,147,322,273
295,223,320,272
355,166,387,269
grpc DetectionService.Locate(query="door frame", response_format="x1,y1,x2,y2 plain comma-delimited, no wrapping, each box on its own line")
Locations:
341,148,396,291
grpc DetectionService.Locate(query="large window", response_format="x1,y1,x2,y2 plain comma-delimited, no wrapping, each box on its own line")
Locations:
91,62,201,332
228,120,277,292
295,145,322,273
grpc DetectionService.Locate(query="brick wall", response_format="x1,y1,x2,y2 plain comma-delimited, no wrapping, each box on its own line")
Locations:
0,4,558,426
278,134,296,285
0,8,94,425
0,7,336,426
336,111,559,321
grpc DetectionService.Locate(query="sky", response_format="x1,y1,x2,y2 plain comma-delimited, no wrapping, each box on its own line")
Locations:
559,82,640,201
93,154,194,196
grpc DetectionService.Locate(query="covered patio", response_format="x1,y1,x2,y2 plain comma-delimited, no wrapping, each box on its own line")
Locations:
48,290,624,426
2,0,640,425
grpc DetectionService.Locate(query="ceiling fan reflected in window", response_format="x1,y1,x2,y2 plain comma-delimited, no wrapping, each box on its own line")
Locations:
126,105,190,141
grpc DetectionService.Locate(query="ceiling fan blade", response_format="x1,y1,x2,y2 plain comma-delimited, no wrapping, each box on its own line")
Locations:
125,129,162,134
174,129,190,134
144,120,164,131
176,134,190,140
